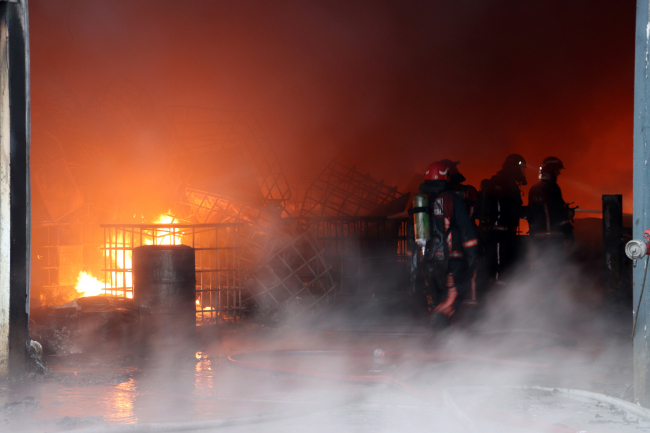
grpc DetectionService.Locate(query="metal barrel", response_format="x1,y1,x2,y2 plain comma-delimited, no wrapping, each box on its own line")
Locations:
413,193,430,242
132,245,196,341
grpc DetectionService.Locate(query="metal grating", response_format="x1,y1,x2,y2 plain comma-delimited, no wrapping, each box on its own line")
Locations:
100,223,245,324
244,229,336,315
32,216,104,307
176,188,262,225
295,217,410,299
299,159,406,217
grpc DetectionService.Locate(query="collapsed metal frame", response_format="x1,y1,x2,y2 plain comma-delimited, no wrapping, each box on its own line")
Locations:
33,209,104,307
33,222,101,301
244,228,336,313
173,187,292,268
100,223,245,324
295,217,410,299
176,188,262,225
300,159,406,218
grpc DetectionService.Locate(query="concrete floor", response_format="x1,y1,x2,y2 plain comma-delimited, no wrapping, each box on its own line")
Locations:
0,306,643,433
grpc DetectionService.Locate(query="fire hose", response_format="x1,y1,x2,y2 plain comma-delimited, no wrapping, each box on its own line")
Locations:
632,255,649,337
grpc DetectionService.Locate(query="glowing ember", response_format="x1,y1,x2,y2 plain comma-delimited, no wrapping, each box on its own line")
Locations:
75,271,104,297
196,299,213,311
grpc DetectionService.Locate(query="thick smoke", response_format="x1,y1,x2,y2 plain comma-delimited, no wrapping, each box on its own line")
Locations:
30,0,634,212
15,2,641,431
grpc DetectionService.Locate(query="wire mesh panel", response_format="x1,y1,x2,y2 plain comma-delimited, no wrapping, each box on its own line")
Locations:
295,217,410,300
33,220,103,306
176,188,262,224
100,224,244,324
299,159,407,217
244,229,335,314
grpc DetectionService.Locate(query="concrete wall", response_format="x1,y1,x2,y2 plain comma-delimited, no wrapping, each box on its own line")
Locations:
0,7,10,376
634,0,650,406
0,0,30,377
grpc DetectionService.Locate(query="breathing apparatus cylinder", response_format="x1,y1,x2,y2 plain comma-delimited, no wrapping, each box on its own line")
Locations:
413,193,430,249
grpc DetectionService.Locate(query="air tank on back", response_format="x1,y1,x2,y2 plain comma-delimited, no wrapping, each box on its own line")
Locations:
412,193,430,250
132,245,196,342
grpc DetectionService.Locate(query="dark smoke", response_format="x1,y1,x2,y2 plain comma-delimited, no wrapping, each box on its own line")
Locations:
30,0,635,211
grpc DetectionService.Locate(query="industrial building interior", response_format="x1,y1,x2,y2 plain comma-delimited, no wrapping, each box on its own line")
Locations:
2,1,650,432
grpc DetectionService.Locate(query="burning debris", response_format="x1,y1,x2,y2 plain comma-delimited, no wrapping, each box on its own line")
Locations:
28,89,420,357
75,272,103,298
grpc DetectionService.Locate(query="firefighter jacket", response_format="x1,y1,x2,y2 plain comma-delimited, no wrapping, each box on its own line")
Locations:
489,171,525,229
419,183,479,261
527,174,572,238
449,183,479,221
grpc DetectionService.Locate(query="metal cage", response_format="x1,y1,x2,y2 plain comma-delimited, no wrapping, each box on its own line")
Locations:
100,223,244,324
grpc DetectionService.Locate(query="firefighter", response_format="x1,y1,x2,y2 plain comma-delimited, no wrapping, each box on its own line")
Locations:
440,159,479,221
527,156,574,249
413,161,479,327
440,159,480,306
480,154,528,281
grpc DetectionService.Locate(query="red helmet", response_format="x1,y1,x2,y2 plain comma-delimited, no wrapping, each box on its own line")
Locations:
439,159,460,176
439,159,466,184
424,161,450,181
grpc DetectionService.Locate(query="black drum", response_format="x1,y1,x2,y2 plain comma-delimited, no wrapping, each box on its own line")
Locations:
132,245,196,342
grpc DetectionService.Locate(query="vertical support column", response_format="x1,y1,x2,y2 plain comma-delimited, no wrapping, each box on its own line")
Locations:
634,0,650,406
0,3,10,376
603,195,624,298
0,0,30,377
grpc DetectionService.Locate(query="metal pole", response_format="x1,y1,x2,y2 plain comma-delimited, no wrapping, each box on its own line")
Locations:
603,195,624,299
634,0,650,406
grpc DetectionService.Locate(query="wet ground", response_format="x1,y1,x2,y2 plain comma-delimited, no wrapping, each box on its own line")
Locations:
0,307,643,433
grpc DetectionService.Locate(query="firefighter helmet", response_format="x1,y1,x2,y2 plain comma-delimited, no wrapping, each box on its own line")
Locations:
424,161,450,181
501,153,527,185
440,159,466,184
502,154,527,171
541,156,564,173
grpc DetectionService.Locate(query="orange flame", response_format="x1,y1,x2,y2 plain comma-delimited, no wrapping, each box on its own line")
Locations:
74,212,180,298
107,232,133,297
145,212,182,245
75,271,104,297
